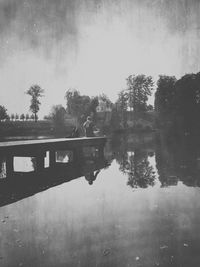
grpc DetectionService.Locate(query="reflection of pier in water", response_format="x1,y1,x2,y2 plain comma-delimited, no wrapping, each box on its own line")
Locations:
0,137,106,176
0,137,108,207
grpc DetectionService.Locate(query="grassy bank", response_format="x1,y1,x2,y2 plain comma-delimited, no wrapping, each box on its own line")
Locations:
97,111,156,134
0,120,74,140
0,111,156,140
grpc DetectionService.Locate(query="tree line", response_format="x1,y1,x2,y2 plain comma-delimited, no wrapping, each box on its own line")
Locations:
154,72,200,135
0,85,43,122
0,73,155,125
2,113,37,121
1,71,199,134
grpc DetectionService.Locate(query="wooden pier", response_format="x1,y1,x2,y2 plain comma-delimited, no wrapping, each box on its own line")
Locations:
0,137,107,177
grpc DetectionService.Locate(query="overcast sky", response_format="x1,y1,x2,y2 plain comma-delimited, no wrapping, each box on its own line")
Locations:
0,0,200,117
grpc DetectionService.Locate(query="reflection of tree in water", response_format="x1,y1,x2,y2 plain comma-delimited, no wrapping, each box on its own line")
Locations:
0,156,6,178
111,134,156,189
31,157,36,170
56,150,73,162
125,150,156,189
0,157,3,172
155,132,200,187
111,134,128,167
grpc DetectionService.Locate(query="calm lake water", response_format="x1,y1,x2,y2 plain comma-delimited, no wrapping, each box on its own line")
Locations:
1,133,200,267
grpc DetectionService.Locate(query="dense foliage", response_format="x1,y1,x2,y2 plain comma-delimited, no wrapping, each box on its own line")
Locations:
49,105,67,132
65,89,99,124
126,74,154,112
0,105,8,121
154,72,200,134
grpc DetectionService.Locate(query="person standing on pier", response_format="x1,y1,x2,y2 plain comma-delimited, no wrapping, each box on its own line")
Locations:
83,116,95,137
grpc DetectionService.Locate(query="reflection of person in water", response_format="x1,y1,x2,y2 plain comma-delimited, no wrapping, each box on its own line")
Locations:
85,170,100,185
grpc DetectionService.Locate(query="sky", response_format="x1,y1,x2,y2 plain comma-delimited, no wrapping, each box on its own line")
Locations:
0,0,200,117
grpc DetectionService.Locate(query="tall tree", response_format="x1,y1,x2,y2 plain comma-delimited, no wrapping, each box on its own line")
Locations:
126,74,154,113
154,75,177,129
154,72,200,134
0,105,8,121
116,90,128,128
26,85,44,122
175,73,200,132
65,89,89,122
154,75,177,116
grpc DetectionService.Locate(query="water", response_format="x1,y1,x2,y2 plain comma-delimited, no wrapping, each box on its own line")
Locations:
0,133,200,267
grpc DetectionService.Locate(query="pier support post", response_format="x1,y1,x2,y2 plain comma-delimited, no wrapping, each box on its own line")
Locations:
49,150,56,168
73,147,83,162
35,155,45,172
6,155,14,178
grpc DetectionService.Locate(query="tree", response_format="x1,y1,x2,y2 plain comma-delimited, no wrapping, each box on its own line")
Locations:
110,104,121,131
154,75,177,116
11,114,15,121
30,114,35,120
87,97,99,122
155,72,200,133
0,105,8,121
154,75,177,130
65,89,98,124
65,89,82,117
147,104,154,111
174,72,200,132
20,114,25,121
6,115,10,121
65,89,89,121
25,113,30,121
126,74,154,112
15,113,19,120
116,90,128,128
26,85,44,122
98,94,113,111
49,105,66,131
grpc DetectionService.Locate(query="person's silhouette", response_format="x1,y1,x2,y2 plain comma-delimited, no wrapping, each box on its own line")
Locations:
85,170,100,185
